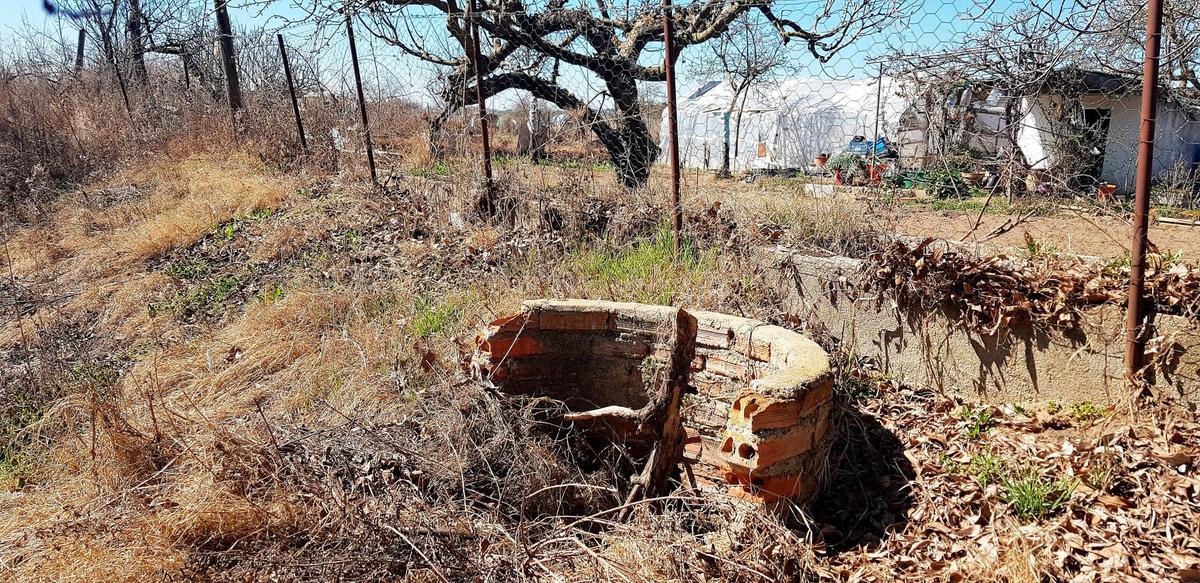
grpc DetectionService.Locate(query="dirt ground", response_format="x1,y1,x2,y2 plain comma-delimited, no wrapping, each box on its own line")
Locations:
889,208,1200,260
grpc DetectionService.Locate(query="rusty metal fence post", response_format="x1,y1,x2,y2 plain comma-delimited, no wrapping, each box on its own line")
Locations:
1124,0,1165,383
73,29,85,76
662,0,682,255
277,34,308,154
345,13,378,185
467,0,496,216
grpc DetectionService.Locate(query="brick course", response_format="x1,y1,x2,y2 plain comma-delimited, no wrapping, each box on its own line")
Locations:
473,299,834,506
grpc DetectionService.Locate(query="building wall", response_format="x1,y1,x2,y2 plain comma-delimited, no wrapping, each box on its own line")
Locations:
1019,94,1200,192
1094,94,1200,191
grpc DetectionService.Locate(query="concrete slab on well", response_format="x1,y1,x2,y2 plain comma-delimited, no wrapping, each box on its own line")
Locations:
776,251,1200,406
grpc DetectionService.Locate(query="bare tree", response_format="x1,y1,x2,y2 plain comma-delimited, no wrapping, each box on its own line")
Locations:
690,12,791,178
347,0,903,188
54,0,209,86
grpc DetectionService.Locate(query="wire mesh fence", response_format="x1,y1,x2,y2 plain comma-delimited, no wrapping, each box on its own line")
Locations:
10,0,1194,207
2,0,1197,356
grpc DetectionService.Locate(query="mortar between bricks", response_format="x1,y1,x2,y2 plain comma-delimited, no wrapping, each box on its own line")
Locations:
472,299,836,505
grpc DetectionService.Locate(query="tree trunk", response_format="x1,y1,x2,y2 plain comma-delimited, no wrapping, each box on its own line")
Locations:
598,76,658,188
718,110,731,178
438,70,659,188
126,0,147,85
214,0,242,111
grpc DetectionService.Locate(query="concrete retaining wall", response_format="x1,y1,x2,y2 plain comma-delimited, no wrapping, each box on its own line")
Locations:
778,252,1200,406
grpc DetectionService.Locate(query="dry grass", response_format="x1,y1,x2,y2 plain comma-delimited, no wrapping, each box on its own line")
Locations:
1,142,1196,582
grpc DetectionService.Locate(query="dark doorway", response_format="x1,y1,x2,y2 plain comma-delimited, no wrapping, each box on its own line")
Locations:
1080,108,1112,185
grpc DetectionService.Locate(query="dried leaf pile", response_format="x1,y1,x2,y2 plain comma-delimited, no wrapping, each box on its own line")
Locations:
801,377,1200,582
864,237,1200,335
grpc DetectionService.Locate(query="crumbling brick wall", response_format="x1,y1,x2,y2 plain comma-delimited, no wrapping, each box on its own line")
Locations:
474,299,833,505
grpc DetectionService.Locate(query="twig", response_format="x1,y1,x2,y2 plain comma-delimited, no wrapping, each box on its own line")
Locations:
381,524,452,583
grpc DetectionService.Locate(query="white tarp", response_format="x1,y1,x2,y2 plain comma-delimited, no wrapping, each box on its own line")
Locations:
660,76,909,172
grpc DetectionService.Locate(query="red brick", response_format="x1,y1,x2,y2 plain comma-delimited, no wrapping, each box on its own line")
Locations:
487,312,535,334
480,336,543,360
538,309,611,331
718,423,820,471
728,382,832,431
703,351,754,381
696,326,733,349
723,471,811,503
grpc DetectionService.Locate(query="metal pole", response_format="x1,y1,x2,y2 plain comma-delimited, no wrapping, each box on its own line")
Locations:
1124,0,1165,381
467,0,495,215
74,29,85,76
214,0,242,111
345,13,378,185
873,62,884,173
277,34,308,153
662,0,682,254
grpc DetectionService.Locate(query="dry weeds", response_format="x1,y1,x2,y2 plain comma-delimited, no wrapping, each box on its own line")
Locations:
0,151,1196,582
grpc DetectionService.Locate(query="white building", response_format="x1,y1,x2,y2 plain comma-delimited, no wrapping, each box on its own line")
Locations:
659,76,909,173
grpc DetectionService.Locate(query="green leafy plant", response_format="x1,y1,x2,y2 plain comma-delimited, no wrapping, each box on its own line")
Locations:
961,404,995,440
260,285,286,304
825,153,868,182
937,452,961,474
164,255,213,280
150,275,243,319
1018,231,1059,259
969,451,1005,485
1069,401,1106,424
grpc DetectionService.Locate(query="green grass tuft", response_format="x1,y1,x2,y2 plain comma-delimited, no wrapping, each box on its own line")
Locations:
969,451,1005,485
1000,467,1078,521
571,221,714,305
409,294,468,338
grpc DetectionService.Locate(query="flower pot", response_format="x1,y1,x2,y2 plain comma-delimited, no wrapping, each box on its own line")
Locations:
1097,183,1117,202
834,169,844,185
868,163,888,184
815,154,829,168
961,171,986,186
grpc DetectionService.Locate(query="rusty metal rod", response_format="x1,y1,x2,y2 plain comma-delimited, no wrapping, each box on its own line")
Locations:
662,0,682,254
1124,0,1165,382
467,0,496,215
277,34,308,153
74,29,85,76
346,13,378,185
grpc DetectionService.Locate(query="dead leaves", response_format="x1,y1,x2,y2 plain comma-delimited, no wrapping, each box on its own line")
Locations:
815,387,1200,582
863,238,1200,337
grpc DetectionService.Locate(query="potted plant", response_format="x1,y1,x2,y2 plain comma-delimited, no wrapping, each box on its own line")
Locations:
815,152,830,168
826,152,867,185
1097,182,1117,202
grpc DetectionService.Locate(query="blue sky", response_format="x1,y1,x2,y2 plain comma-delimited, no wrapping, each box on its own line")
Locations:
0,0,1026,106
